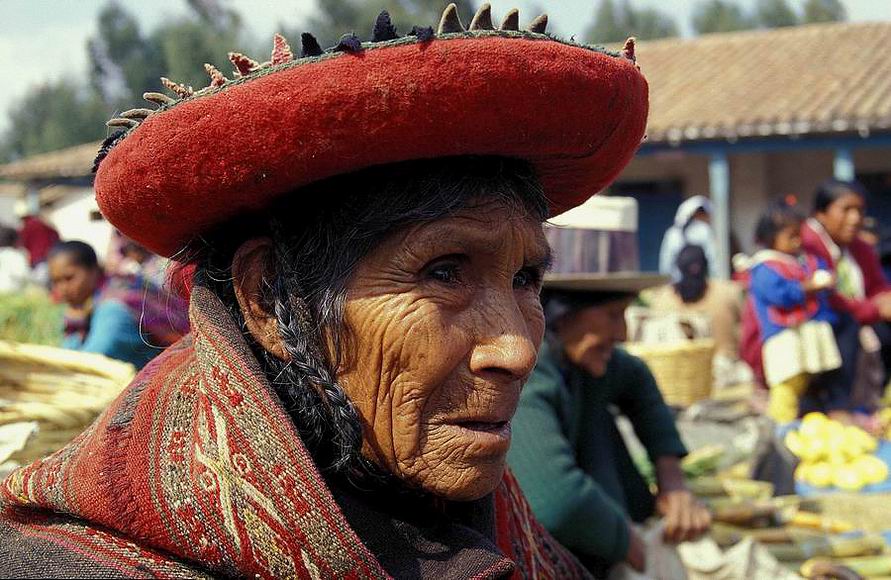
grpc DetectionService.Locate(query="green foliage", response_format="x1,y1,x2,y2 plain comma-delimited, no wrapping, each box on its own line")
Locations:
87,2,164,107
691,0,756,35
803,0,847,23
585,0,679,44
1,81,108,163
289,0,477,49
0,291,64,346
151,19,241,93
755,0,799,28
1,0,253,162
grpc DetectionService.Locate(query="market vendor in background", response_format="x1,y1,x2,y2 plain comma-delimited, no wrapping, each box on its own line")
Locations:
507,272,711,577
48,241,188,368
801,180,891,418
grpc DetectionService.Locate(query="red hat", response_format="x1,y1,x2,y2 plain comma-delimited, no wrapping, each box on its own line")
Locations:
94,5,648,258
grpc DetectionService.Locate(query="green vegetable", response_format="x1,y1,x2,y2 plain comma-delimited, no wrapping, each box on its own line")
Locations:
0,290,64,346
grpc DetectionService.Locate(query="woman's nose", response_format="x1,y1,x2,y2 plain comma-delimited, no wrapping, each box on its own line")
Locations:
613,317,628,344
469,306,539,382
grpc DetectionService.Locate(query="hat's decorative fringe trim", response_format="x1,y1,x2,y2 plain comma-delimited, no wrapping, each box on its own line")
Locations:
95,3,637,172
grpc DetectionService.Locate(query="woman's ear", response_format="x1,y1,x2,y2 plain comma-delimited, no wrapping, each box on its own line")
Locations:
232,238,289,361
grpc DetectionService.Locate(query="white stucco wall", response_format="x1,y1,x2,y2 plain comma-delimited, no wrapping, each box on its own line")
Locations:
45,189,113,262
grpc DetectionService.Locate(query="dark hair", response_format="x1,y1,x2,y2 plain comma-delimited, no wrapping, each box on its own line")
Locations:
0,225,17,248
755,201,804,249
541,289,634,332
674,245,708,303
48,240,99,269
813,179,866,214
192,155,548,485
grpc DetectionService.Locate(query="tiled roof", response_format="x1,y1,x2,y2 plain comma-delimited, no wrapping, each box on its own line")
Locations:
0,141,100,181
636,21,891,145
3,21,890,174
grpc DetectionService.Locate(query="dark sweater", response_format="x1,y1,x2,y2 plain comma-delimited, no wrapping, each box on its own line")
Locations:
507,341,687,566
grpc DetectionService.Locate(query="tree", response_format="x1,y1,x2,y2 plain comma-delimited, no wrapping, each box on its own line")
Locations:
87,1,165,107
295,0,477,49
1,0,256,162
691,0,755,35
803,0,847,23
88,0,245,108
0,81,108,162
756,0,799,28
585,0,678,44
626,6,680,40
587,0,625,43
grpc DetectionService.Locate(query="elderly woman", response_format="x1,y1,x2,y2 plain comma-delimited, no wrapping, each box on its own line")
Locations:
0,7,648,578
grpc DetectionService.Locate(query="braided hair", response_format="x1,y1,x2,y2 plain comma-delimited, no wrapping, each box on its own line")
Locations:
193,155,548,486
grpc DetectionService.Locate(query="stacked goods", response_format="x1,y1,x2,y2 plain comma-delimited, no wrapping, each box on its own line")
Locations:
786,413,888,491
708,498,891,577
0,340,134,463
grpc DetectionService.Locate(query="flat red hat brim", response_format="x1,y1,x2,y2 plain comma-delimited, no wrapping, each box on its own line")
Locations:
95,35,648,258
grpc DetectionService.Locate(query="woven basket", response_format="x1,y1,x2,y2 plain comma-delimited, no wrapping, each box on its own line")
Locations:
625,338,716,407
0,340,135,463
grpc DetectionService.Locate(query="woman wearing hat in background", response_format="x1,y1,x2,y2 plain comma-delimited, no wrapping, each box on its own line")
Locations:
0,6,648,578
658,195,718,281
508,272,711,577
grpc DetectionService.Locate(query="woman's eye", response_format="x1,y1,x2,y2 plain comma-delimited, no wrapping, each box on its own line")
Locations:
513,267,542,289
426,263,461,284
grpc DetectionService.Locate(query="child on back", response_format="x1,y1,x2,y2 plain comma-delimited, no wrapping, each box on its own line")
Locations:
750,202,841,423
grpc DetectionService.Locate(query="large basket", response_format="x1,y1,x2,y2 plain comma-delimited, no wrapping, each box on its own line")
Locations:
0,340,135,463
625,338,716,407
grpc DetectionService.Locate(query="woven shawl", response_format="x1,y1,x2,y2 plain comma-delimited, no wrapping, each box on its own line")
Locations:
0,285,587,579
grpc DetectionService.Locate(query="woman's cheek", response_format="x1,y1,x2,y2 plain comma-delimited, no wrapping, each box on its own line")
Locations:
521,295,546,349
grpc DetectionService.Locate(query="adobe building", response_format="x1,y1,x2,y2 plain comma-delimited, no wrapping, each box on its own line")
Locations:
611,21,891,275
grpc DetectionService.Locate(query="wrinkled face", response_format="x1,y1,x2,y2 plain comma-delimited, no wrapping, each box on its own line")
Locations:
557,298,633,378
773,223,803,255
48,254,100,308
817,192,865,246
337,200,549,501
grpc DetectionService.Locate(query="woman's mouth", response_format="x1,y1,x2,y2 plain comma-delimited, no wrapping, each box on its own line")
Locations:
443,420,512,455
456,420,510,433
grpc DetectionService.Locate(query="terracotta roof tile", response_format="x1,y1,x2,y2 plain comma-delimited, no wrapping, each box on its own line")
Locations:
0,141,100,181
634,21,891,144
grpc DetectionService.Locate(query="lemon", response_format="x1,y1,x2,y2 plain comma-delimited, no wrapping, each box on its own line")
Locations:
832,465,867,491
785,431,804,457
795,462,811,481
824,420,845,441
852,456,889,486
806,462,834,487
799,438,828,463
800,413,828,439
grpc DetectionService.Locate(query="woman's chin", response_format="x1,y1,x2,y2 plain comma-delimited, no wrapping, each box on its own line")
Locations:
409,458,508,502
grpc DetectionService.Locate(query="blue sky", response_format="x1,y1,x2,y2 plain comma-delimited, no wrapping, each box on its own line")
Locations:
2,0,890,133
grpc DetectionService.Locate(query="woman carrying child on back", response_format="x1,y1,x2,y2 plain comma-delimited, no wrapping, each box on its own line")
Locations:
750,202,841,423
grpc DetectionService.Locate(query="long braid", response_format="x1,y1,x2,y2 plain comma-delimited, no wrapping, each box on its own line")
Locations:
264,226,379,481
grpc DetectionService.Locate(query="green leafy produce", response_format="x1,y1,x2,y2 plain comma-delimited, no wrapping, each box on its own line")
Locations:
0,291,64,346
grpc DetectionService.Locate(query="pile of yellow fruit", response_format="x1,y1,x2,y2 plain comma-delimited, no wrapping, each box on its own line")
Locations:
786,413,888,491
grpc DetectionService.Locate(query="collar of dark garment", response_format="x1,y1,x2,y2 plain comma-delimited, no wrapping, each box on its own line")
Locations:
329,481,514,580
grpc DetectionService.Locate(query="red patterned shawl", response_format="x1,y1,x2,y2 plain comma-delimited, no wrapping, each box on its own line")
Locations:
0,285,587,579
